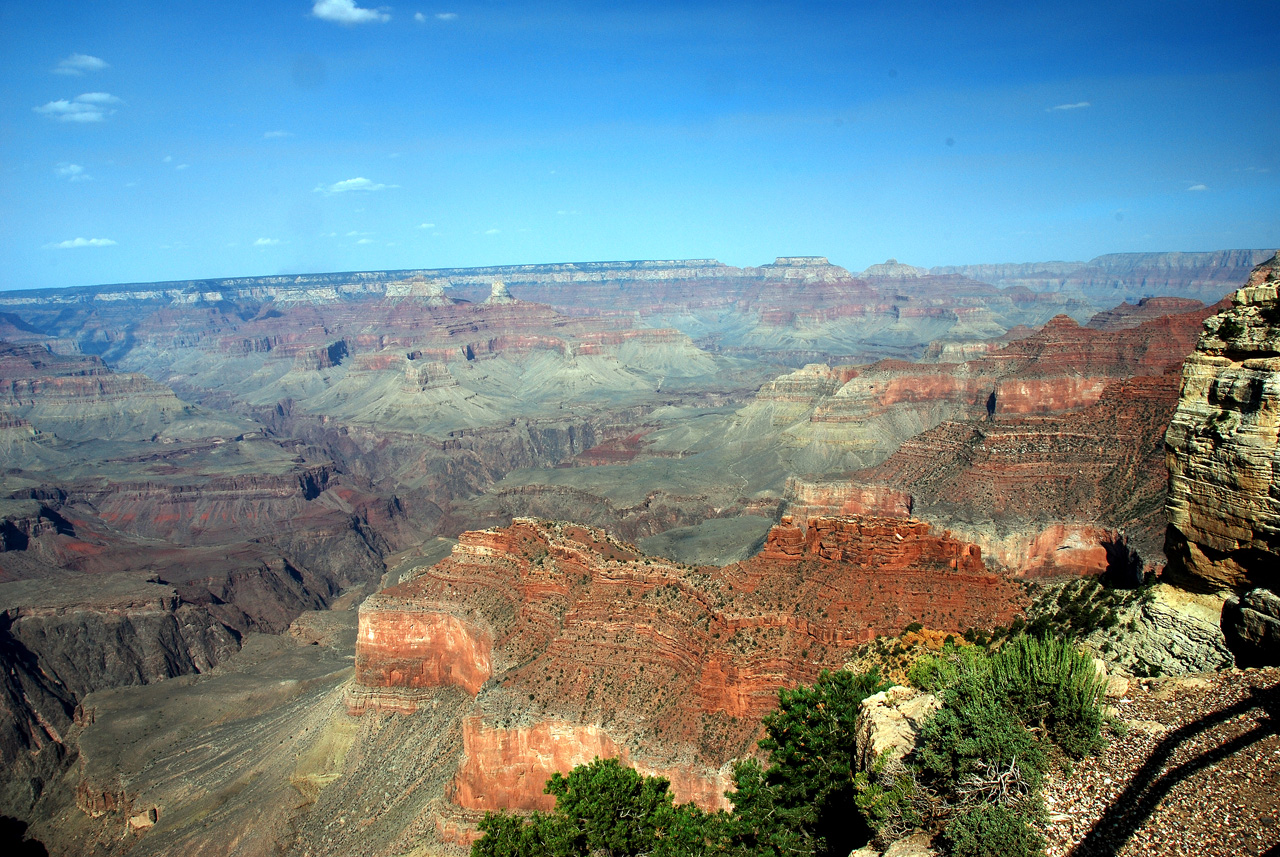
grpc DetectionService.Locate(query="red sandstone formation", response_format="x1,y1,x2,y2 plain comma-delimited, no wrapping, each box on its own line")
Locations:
351,517,1024,822
780,300,1220,574
355,602,492,697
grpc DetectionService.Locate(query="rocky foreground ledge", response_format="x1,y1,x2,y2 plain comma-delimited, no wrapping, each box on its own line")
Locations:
1041,665,1279,857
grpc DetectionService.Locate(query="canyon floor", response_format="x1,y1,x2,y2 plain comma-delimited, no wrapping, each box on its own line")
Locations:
29,603,1280,857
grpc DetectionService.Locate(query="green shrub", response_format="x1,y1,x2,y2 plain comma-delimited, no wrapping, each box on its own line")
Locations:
1217,317,1244,340
906,645,990,694
739,668,889,857
472,759,726,857
913,694,1046,793
851,751,916,838
942,803,1046,857
984,636,1105,759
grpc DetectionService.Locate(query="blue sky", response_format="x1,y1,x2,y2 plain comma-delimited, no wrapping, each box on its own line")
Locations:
2,1,1277,290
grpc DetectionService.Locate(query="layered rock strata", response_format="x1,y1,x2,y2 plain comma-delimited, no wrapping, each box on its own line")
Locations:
0,573,239,814
1164,252,1280,594
778,299,1218,572
350,517,1024,833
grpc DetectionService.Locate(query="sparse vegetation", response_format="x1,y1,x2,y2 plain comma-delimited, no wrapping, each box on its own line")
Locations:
473,638,1106,857
888,635,1107,856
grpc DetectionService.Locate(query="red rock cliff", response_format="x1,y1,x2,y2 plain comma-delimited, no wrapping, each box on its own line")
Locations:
351,517,1025,822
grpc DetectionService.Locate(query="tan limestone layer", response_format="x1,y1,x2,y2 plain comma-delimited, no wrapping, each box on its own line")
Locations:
1164,252,1280,591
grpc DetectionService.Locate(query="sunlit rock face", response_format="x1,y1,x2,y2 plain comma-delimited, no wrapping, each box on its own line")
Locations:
780,297,1220,575
349,516,1024,825
354,602,492,697
1164,252,1280,595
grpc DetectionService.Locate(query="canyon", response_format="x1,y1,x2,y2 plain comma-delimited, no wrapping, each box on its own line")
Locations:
0,249,1273,855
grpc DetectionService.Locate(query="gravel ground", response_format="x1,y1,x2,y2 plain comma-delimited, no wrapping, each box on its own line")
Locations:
1040,666,1280,857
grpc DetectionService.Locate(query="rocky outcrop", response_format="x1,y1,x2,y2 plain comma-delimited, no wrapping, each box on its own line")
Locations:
780,298,1220,573
1164,252,1280,596
0,342,215,443
0,572,240,816
354,600,492,697
449,719,732,813
854,686,941,772
483,280,516,305
857,259,931,279
1082,583,1234,676
384,276,453,305
350,517,1024,833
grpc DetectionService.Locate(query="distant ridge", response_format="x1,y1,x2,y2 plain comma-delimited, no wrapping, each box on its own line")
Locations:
2,249,1272,307
933,249,1276,303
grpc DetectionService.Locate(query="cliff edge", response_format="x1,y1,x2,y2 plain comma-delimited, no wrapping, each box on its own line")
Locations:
1164,251,1280,663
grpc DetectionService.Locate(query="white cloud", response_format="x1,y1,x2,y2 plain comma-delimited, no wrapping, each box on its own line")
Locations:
33,92,121,123
163,155,173,163
485,228,500,235
263,130,291,139
43,237,116,249
254,237,281,246
175,163,189,170
312,0,389,24
418,222,435,229
314,176,397,195
436,12,458,20
55,163,91,182
1048,101,1091,111
1187,184,1208,191
356,238,375,244
54,53,109,76
415,11,426,22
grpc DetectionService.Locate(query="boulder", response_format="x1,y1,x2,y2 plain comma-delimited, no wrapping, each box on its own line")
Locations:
1223,588,1280,666
882,832,941,857
855,685,942,774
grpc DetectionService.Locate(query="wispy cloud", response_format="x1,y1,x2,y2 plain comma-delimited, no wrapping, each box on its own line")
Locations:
356,238,375,244
1187,183,1208,192
415,11,426,22
312,0,389,24
436,12,458,20
418,222,435,229
1048,101,1091,111
53,53,109,76
263,130,291,139
314,177,397,195
43,237,116,249
55,163,91,182
34,92,121,123
254,237,281,246
485,228,500,235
